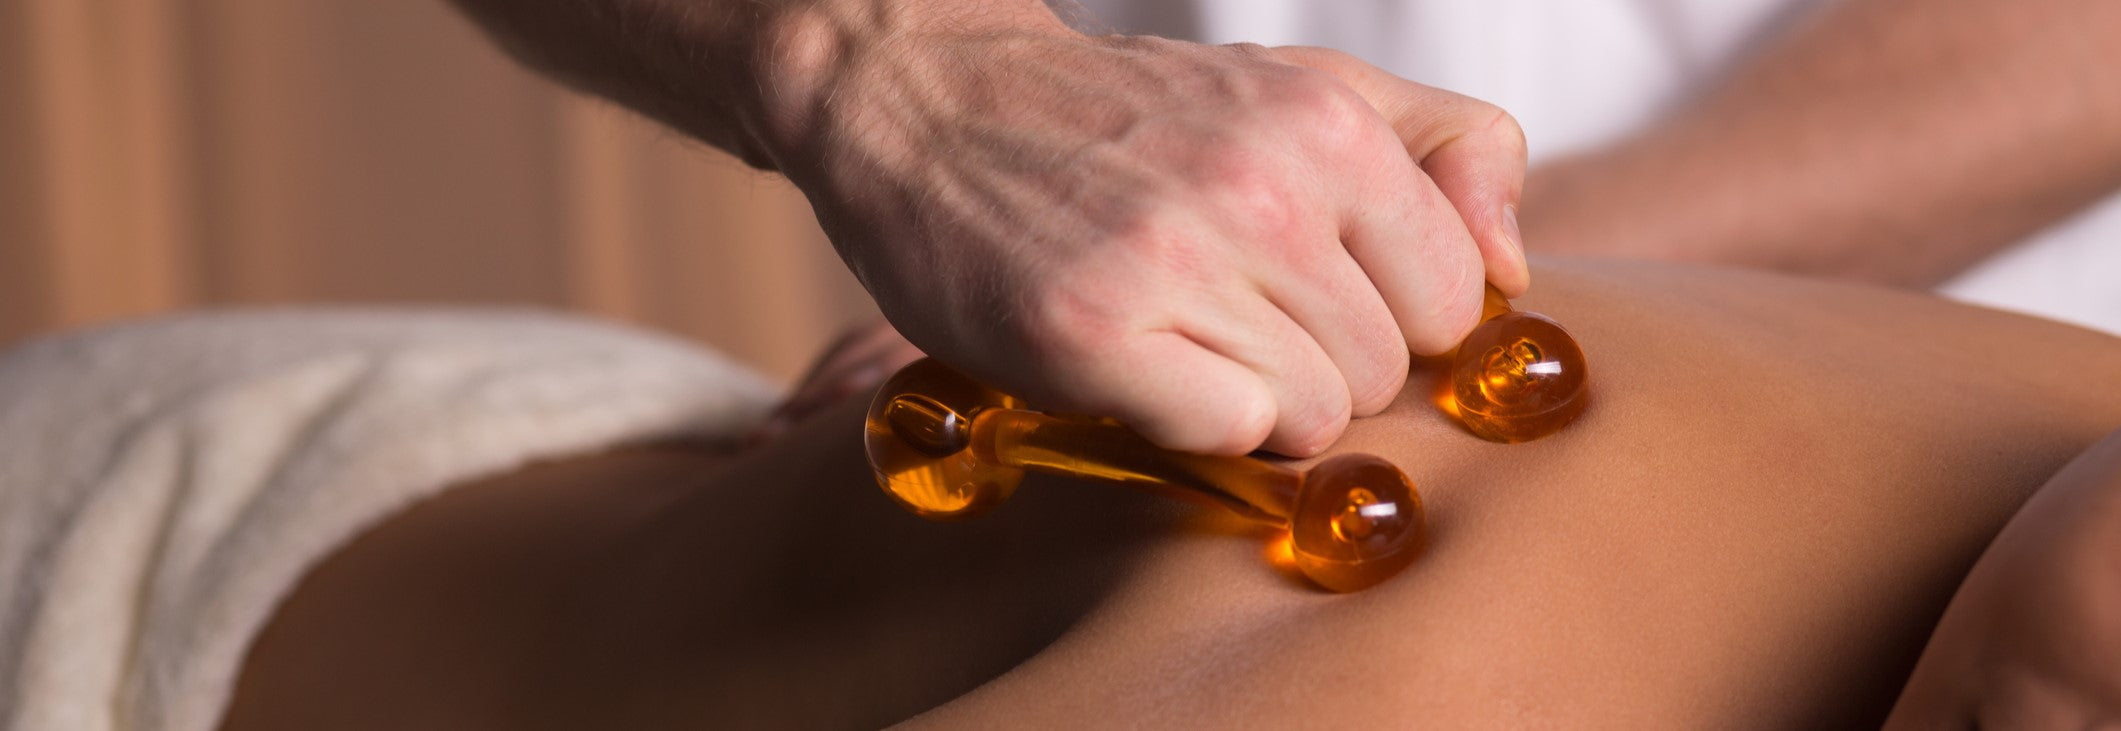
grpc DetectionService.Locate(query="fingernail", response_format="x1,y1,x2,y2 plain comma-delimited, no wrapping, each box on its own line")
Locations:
1500,203,1524,259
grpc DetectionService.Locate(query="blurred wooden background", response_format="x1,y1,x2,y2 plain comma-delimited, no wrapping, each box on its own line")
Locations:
0,0,878,383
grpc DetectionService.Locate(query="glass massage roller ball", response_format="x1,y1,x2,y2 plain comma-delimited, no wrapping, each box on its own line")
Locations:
861,286,1586,591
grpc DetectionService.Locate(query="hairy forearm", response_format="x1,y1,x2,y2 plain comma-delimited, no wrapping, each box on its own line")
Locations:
1522,0,2121,286
444,0,1058,171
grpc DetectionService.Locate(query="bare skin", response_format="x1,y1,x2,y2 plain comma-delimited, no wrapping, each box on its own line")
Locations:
221,261,2121,729
669,0,2121,441
442,0,2121,457
445,0,1529,457
1888,428,2121,726
1523,0,2121,285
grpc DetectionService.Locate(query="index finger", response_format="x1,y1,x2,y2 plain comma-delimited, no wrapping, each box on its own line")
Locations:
1270,46,1531,297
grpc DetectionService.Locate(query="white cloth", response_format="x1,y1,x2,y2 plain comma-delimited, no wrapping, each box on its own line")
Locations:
0,310,775,731
1072,0,2121,335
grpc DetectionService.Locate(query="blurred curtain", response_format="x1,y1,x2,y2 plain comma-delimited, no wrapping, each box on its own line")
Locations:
0,0,877,383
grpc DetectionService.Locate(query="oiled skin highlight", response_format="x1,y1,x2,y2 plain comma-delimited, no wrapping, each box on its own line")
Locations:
222,261,2121,729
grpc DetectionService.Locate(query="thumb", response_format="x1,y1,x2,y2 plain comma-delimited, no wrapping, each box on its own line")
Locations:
1269,46,1531,297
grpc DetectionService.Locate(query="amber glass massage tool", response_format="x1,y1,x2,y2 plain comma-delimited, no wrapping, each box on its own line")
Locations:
864,358,1426,592
1448,285,1590,443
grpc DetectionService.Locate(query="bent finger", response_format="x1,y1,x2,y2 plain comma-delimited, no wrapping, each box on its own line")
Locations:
1271,45,1530,296
1178,292,1354,457
1253,244,1408,418
1327,121,1487,356
1044,330,1280,456
1391,88,1530,296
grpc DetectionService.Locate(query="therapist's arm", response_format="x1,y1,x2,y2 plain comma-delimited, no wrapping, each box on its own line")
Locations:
445,0,1529,456
1522,0,2121,286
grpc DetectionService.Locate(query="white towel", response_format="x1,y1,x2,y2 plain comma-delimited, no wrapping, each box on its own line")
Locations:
0,309,776,731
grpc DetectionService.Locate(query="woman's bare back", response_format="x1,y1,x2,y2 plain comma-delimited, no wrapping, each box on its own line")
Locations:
224,260,2121,729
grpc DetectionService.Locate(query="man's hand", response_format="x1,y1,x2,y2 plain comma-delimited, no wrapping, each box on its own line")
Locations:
446,0,1526,456
759,10,1526,456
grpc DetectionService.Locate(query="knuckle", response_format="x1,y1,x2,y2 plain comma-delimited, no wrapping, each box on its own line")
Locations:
1428,262,1487,353
1477,105,1528,158
1110,209,1222,290
1401,256,1484,356
1347,346,1409,415
1141,387,1273,456
1218,391,1278,454
1196,148,1307,244
1021,276,1125,360
1281,390,1350,456
1288,78,1379,148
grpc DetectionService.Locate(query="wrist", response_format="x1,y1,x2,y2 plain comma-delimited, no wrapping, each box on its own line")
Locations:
743,0,1070,172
